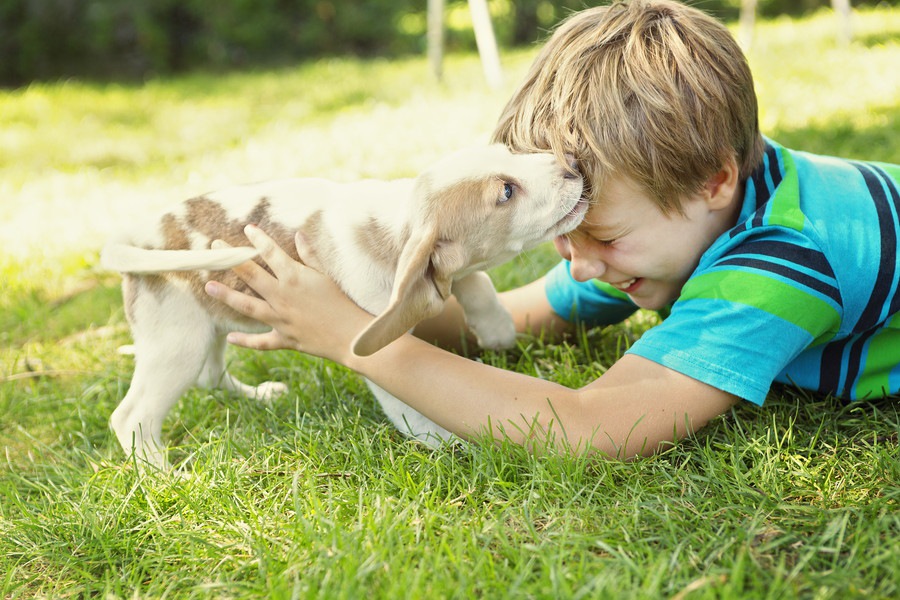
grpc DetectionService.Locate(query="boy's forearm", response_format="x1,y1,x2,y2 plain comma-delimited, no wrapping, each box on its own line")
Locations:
346,335,586,450
343,335,704,458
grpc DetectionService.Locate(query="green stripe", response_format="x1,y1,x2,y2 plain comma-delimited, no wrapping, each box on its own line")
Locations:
853,312,900,398
873,162,900,183
852,162,899,398
767,150,806,231
681,270,840,344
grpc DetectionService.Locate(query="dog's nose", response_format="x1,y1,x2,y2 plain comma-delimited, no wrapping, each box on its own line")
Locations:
563,154,580,179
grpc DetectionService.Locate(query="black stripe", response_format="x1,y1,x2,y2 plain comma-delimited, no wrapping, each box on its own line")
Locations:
729,221,749,239
750,156,770,208
722,240,835,279
732,144,781,239
716,257,842,305
834,324,889,399
872,164,900,317
753,145,783,230
766,144,782,192
825,164,900,399
819,338,849,395
843,335,868,398
852,163,898,331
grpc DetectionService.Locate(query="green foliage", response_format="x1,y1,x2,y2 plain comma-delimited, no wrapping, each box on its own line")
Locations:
1,0,423,85
2,6,900,598
6,0,898,86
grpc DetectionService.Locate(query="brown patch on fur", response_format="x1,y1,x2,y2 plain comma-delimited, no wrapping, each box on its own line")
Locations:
295,210,339,276
354,217,408,270
425,177,512,257
126,196,305,326
192,197,297,322
161,212,192,250
137,212,192,301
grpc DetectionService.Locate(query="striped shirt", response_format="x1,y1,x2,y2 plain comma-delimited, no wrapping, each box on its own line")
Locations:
545,139,900,405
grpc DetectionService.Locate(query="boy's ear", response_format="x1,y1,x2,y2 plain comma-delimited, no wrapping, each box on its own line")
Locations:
704,155,741,210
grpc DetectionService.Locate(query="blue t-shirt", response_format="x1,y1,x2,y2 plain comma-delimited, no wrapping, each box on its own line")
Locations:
546,140,900,405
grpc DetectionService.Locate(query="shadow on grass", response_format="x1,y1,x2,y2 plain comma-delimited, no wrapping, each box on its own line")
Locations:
0,270,123,349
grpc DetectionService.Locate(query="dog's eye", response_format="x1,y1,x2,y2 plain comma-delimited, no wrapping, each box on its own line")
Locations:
499,182,514,204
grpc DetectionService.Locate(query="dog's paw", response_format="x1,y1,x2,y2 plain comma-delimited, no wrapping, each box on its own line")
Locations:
470,317,517,350
252,381,288,401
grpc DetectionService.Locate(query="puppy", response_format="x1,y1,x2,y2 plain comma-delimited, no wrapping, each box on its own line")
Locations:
101,144,585,468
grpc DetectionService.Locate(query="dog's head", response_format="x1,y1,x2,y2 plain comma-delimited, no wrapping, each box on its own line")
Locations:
352,144,585,356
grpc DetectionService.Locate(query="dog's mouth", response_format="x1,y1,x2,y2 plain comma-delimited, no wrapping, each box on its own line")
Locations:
548,196,589,236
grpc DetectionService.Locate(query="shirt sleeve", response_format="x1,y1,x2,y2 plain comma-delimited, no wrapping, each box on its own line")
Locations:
626,259,842,405
544,260,639,326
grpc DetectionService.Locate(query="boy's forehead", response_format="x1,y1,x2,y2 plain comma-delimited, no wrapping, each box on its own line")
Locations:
580,202,627,232
581,174,662,228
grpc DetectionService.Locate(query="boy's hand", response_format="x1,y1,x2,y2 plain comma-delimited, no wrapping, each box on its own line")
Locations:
204,225,371,362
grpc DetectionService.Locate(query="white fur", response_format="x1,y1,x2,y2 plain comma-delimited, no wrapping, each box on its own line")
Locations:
101,144,584,469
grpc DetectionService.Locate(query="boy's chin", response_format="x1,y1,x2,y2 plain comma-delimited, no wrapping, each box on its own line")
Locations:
631,298,666,311
627,286,677,311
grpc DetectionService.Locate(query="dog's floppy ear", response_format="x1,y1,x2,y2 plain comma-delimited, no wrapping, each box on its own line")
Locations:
352,230,467,356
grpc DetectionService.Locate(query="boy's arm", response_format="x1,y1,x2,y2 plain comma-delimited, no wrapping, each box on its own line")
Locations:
343,334,737,457
206,226,737,458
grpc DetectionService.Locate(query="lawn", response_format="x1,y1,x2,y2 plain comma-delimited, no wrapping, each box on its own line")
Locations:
3,7,900,598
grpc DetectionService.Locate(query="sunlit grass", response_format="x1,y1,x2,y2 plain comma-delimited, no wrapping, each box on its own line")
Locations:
2,7,900,598
747,8,900,160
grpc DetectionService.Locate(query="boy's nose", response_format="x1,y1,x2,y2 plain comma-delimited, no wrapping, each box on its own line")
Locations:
569,257,606,282
568,245,607,282
554,235,607,282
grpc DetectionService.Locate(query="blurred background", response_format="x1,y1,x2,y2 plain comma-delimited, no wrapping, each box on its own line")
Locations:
3,0,897,86
1,0,898,260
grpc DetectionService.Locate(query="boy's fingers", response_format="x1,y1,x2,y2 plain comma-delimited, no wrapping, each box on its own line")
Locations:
208,237,273,293
294,231,324,272
244,224,296,278
225,330,282,351
205,280,272,322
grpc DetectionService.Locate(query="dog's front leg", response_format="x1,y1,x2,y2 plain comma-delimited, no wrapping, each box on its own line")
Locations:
451,271,516,350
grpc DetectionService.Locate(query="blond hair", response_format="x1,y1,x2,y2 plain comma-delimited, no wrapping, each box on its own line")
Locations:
493,0,764,213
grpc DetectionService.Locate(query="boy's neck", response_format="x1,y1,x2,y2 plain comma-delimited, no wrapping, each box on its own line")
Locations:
724,180,747,229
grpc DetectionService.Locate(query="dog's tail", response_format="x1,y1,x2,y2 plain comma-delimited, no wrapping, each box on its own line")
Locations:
100,243,259,274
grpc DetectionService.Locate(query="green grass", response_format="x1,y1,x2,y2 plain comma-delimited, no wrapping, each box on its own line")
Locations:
3,7,900,598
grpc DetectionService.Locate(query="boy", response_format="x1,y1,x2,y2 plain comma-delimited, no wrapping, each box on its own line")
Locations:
205,0,900,458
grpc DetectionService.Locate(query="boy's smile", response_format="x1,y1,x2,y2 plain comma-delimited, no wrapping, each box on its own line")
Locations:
553,169,743,310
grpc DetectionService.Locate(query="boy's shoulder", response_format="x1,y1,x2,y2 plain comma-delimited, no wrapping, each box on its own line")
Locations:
728,139,898,244
690,139,899,338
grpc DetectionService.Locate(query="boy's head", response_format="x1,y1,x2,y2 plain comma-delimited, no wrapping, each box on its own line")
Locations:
493,0,765,214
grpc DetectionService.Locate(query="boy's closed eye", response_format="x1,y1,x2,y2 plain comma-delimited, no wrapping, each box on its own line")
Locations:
584,231,622,246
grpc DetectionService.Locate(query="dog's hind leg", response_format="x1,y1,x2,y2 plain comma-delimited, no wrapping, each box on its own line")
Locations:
197,333,288,401
110,290,215,469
